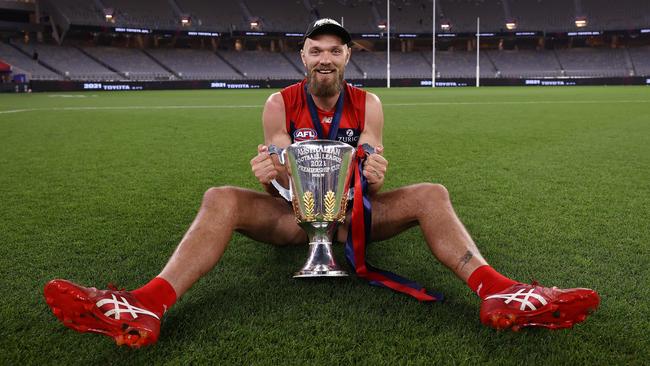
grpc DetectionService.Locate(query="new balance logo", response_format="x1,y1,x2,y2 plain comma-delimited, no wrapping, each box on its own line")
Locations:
314,18,342,28
485,288,548,311
96,294,160,320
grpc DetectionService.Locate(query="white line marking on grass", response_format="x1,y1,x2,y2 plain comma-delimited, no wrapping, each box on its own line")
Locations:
384,99,650,107
0,109,34,114
0,99,648,115
0,104,263,114
57,105,263,111
48,94,96,98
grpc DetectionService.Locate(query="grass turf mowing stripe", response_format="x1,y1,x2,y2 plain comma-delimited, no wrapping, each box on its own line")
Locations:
1,98,649,115
0,86,648,365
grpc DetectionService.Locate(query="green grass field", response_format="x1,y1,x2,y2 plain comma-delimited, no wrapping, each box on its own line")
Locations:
1,86,649,365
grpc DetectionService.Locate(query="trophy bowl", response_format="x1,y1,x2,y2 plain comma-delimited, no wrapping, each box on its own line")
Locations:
270,140,355,278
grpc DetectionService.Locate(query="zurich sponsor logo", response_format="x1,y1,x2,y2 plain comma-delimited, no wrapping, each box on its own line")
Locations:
294,128,317,141
338,128,359,143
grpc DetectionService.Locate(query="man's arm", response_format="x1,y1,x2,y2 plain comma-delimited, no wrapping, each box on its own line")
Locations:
250,92,292,196
358,92,388,196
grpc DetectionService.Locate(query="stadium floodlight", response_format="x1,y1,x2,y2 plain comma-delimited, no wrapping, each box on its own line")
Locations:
378,23,386,30
432,0,436,88
440,20,451,31
180,15,191,26
575,17,588,28
505,20,517,30
249,19,260,29
103,8,114,22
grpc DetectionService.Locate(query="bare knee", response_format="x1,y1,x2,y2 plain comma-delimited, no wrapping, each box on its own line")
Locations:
202,186,240,212
414,183,450,205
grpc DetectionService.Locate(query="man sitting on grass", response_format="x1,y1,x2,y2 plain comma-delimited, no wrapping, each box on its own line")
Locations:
44,19,600,347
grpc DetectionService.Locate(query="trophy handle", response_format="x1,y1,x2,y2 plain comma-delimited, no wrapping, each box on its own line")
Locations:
344,143,376,201
268,143,374,202
268,144,292,201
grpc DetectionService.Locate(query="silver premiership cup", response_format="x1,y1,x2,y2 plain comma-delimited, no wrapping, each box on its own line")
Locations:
270,140,355,278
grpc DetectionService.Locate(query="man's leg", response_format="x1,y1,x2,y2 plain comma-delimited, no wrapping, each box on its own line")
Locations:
159,186,306,297
44,186,306,346
338,183,599,330
338,183,488,280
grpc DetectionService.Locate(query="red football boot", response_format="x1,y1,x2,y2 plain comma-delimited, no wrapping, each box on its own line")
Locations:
44,279,161,347
480,283,600,331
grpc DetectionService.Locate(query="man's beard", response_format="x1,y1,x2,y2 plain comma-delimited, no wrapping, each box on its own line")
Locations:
308,66,344,98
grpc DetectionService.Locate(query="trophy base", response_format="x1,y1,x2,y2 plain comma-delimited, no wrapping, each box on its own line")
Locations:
293,270,348,278
293,241,349,278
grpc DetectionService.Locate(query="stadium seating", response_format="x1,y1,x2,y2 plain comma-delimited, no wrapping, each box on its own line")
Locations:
219,51,304,80
282,51,308,77
579,0,650,31
51,0,106,27
555,48,631,77
8,38,649,82
488,50,562,78
0,42,61,80
423,50,497,78
509,0,574,32
100,0,178,29
8,42,645,81
81,46,173,80
244,0,311,32
176,0,247,31
389,52,433,79
354,51,438,79
628,46,650,76
146,48,242,80
350,51,388,79
14,43,123,81
372,0,433,33
1,0,647,92
47,0,650,33
309,1,376,34
9,0,650,83
431,0,504,33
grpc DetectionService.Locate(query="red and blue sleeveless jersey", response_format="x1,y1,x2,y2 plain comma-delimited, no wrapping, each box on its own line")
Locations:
280,79,366,147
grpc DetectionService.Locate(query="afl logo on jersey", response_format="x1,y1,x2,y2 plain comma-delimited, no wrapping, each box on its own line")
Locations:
294,128,317,142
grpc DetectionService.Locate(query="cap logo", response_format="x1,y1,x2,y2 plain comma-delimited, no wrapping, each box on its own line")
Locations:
314,18,342,27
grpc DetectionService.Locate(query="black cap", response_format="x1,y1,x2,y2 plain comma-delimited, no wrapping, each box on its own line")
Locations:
303,18,352,45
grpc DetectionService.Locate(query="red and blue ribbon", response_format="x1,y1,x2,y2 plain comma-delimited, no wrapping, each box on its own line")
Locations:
344,146,443,302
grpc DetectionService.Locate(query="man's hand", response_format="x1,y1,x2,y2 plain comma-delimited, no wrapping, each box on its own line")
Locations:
250,144,280,185
362,145,387,185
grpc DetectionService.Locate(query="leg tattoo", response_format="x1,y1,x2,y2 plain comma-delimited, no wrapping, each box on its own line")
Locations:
457,250,474,271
